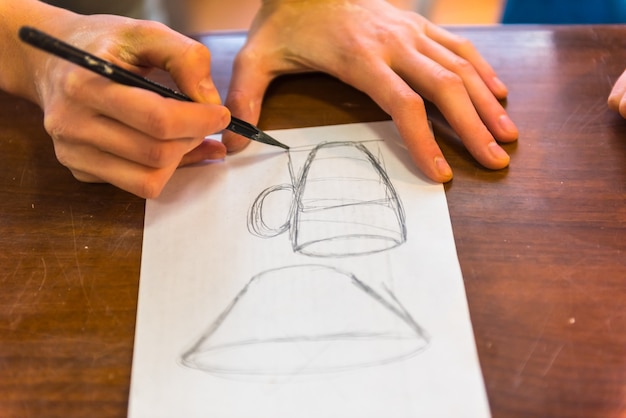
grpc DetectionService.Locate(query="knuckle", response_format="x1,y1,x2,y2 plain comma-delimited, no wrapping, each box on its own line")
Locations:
226,88,246,104
141,19,169,32
380,29,406,48
44,110,81,148
425,66,466,104
139,174,168,199
43,112,65,140
350,32,375,54
145,142,178,167
44,111,83,172
232,47,259,73
451,35,475,54
146,143,166,166
52,144,74,170
70,169,97,183
183,41,211,64
58,68,85,100
125,19,170,42
144,106,175,139
450,56,474,76
433,66,464,89
394,90,426,113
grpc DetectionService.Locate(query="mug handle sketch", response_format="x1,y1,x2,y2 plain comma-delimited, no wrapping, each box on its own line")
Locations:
180,264,430,377
248,141,407,258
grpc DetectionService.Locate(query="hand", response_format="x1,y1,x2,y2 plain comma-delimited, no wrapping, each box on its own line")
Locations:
27,13,230,198
608,69,626,118
223,0,518,182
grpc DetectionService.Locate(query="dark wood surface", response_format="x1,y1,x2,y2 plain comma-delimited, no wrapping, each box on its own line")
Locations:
1,26,625,418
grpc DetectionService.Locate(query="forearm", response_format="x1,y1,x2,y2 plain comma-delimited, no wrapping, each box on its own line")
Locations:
0,0,77,103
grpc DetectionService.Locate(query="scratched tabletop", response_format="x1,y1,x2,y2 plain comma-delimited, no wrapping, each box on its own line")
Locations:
1,26,625,418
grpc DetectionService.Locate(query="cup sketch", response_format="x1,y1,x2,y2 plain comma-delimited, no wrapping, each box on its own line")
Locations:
248,141,407,257
180,264,429,377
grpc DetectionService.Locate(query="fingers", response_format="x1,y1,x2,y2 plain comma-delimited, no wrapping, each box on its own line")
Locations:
216,0,519,183
336,57,451,181
608,70,626,118
73,74,230,142
424,22,509,100
43,62,229,198
383,37,513,171
115,21,223,105
410,32,519,144
332,45,510,179
45,100,227,197
25,16,232,198
389,84,455,182
179,139,228,166
222,49,274,152
381,26,517,174
55,141,180,199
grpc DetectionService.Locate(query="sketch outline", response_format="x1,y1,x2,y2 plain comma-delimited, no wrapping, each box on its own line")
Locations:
248,141,407,258
180,264,430,377
181,139,431,378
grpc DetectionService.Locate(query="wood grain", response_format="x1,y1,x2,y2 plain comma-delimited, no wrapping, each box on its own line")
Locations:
1,26,624,418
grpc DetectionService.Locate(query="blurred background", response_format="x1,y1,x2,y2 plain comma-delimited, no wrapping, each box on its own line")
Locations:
393,0,503,25
166,0,504,33
65,0,623,33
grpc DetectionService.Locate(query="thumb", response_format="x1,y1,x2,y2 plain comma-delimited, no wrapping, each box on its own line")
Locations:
223,54,273,152
126,24,222,105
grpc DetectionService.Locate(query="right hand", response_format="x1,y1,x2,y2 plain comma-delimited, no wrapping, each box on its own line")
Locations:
27,14,230,198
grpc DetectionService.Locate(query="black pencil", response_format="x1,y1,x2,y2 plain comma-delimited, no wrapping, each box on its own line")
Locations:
18,25,289,150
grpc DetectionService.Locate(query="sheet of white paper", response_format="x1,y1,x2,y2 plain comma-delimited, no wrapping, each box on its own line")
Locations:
128,121,490,418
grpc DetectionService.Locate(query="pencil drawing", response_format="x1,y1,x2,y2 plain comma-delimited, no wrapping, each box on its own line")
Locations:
180,264,430,377
181,138,429,379
247,141,407,257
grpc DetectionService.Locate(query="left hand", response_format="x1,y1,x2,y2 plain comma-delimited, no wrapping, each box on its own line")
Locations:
222,0,518,183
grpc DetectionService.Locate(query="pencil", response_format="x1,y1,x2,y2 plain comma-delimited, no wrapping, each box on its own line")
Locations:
18,25,289,150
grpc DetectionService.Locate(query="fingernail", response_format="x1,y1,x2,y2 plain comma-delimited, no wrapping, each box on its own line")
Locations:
435,156,453,181
493,76,508,94
488,141,509,162
498,114,518,135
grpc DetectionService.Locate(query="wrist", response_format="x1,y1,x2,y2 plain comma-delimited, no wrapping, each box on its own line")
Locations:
0,0,78,104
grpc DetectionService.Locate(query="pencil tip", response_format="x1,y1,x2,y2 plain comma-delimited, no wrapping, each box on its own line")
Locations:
261,133,289,150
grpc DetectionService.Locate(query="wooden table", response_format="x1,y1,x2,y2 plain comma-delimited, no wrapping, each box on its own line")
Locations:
1,25,625,418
